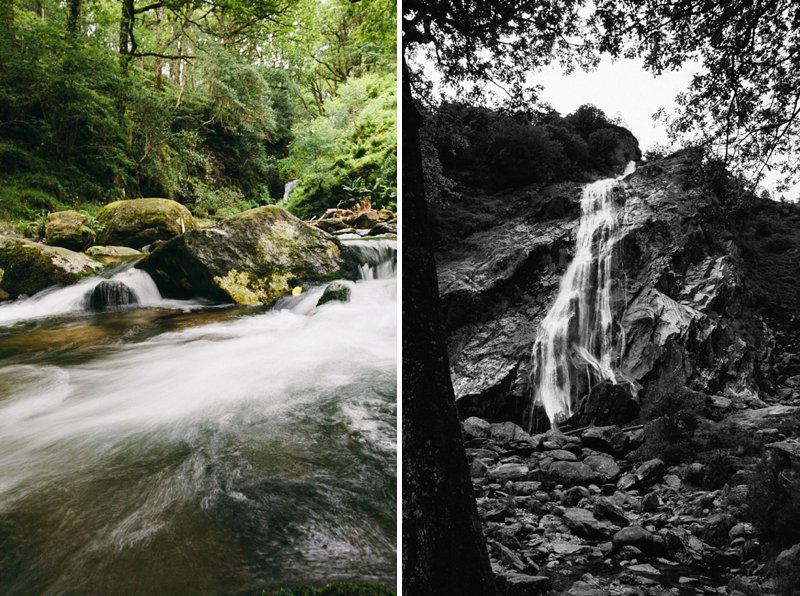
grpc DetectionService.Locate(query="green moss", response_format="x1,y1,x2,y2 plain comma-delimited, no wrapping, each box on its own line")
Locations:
0,245,76,297
213,268,292,305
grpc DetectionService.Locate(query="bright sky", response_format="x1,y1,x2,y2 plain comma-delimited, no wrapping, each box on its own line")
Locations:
532,56,697,154
531,57,797,199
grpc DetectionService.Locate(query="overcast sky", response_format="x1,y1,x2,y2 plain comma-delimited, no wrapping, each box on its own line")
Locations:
530,57,796,199
532,56,697,154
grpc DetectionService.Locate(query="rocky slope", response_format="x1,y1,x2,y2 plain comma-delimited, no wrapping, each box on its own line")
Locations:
436,151,800,429
435,150,800,593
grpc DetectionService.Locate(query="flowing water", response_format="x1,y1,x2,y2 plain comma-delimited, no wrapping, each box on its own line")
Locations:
530,163,635,427
0,239,397,594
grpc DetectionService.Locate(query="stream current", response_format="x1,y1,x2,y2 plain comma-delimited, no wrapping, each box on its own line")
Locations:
0,238,397,594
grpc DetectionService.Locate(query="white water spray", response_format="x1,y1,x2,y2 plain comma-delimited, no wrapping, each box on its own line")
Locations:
530,162,635,426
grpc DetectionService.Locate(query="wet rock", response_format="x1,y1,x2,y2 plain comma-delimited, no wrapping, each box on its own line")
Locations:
367,222,397,236
612,526,667,558
314,218,349,233
88,280,137,310
488,421,534,446
561,508,614,540
85,245,143,264
581,425,630,456
141,206,353,304
774,542,800,584
572,381,640,428
0,236,102,298
96,198,197,248
317,281,351,305
44,210,94,250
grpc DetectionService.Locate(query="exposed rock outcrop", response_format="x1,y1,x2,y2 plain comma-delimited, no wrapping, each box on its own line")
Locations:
140,206,356,305
437,151,791,429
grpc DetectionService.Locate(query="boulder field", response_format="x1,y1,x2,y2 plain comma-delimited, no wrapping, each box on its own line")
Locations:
463,416,800,595
0,200,392,306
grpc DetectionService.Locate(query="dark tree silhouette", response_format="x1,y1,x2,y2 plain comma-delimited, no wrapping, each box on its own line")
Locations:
402,1,589,592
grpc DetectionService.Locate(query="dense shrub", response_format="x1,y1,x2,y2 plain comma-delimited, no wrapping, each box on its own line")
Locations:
747,452,800,547
425,102,640,193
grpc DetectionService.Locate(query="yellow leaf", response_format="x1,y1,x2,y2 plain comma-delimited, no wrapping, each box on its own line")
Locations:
292,286,302,296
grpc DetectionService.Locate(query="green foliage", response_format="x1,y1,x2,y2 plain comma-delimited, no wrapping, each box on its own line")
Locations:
280,71,396,218
424,102,639,194
0,0,394,225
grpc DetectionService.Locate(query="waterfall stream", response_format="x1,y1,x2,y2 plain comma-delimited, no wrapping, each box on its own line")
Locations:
0,240,396,593
530,163,635,427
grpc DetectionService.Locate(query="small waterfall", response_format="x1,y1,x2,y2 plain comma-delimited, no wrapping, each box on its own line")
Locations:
530,162,636,427
0,266,192,325
283,180,299,201
342,239,397,280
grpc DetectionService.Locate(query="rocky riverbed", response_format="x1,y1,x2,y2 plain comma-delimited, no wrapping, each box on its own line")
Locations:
462,406,800,596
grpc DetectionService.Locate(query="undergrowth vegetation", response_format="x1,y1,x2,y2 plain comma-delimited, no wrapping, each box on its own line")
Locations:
0,0,396,225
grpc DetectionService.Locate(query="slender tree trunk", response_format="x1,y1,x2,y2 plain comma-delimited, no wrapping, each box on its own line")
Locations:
67,0,80,35
401,60,497,595
0,0,14,63
119,0,133,69
154,6,164,88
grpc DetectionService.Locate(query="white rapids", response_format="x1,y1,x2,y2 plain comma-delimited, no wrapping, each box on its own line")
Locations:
530,162,635,426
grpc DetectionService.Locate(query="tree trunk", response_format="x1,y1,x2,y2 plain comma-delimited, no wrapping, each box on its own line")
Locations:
67,0,80,35
401,60,497,595
119,0,133,69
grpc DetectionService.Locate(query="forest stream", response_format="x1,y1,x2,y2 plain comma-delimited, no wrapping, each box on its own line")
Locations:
0,238,397,595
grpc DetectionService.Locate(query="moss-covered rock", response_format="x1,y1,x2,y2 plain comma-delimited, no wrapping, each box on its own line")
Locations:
95,198,197,249
44,210,94,251
84,245,143,264
317,281,352,306
0,236,102,298
139,205,359,305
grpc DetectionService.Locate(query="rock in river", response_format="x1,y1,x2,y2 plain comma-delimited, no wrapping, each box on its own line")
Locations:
140,206,356,305
0,236,102,299
96,198,198,249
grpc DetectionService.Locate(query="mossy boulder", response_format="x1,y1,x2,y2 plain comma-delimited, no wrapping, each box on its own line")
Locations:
0,236,103,299
317,281,352,306
85,245,143,264
95,198,197,249
44,210,95,251
139,205,358,305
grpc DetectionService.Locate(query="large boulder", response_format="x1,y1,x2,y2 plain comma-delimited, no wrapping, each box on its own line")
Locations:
140,206,356,305
0,236,102,299
96,198,198,248
84,245,143,264
44,210,94,250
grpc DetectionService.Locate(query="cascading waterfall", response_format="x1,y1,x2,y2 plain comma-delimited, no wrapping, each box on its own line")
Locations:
530,161,636,427
341,237,397,280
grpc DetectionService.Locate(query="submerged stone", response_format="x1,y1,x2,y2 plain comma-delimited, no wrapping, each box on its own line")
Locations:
89,280,137,310
317,282,351,306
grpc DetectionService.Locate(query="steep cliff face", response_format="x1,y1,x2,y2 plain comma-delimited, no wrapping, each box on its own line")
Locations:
436,151,800,429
